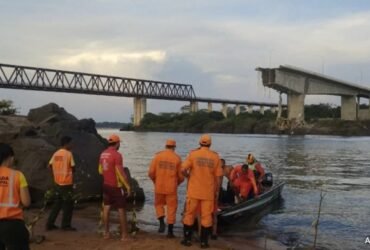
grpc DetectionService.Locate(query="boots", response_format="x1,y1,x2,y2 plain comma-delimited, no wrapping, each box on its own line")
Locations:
167,224,175,238
180,225,193,247
158,216,165,233
200,226,211,249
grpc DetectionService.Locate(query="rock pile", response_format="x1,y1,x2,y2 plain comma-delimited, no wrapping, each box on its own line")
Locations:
0,103,144,205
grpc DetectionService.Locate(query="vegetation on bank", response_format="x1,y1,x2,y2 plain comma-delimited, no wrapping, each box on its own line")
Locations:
0,100,17,115
95,122,133,130
137,103,370,135
138,110,278,133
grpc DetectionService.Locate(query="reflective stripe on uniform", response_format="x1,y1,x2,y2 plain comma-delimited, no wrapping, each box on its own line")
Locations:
0,170,18,208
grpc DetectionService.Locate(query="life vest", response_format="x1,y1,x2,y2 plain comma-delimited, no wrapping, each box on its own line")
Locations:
50,149,74,185
0,167,23,220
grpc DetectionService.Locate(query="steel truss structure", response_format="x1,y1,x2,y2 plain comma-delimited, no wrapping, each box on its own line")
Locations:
0,63,196,101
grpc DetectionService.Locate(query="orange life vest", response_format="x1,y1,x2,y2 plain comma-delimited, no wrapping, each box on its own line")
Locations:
50,149,74,185
0,167,23,220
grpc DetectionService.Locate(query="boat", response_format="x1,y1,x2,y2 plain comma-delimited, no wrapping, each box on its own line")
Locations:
217,181,285,223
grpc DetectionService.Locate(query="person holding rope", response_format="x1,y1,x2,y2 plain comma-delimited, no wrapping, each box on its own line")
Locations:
0,143,31,250
148,139,183,238
98,134,131,242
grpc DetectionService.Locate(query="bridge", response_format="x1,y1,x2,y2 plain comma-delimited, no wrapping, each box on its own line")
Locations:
0,63,282,125
256,65,370,121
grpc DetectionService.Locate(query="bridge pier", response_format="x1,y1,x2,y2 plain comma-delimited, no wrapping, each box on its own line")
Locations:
235,104,240,115
271,107,277,113
222,103,228,117
133,97,147,126
259,106,265,115
190,101,199,112
287,93,305,121
341,96,357,120
247,105,253,114
358,97,370,120
207,102,213,113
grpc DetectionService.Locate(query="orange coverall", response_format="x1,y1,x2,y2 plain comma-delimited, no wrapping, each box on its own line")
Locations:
249,162,265,193
182,147,223,227
148,149,183,224
230,164,258,199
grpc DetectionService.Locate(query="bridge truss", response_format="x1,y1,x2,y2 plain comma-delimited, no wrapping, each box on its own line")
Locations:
0,63,196,101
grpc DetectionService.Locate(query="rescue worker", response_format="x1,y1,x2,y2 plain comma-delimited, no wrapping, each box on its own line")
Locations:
221,159,233,182
98,134,131,241
211,159,236,239
246,154,265,193
230,163,258,202
0,143,31,250
148,139,183,238
181,134,222,249
46,136,76,231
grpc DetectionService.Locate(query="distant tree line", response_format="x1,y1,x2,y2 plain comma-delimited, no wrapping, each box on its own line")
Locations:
137,103,355,133
95,121,133,130
304,103,340,121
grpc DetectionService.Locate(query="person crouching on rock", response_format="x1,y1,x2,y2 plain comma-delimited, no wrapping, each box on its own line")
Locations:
0,143,31,250
148,139,184,238
46,136,77,231
98,134,131,242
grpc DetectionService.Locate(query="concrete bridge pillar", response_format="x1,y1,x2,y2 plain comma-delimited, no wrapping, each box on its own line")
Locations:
207,102,213,113
271,107,277,113
259,106,265,115
341,95,357,120
287,93,305,121
222,103,228,117
235,104,240,115
190,101,198,112
247,105,253,114
133,97,147,126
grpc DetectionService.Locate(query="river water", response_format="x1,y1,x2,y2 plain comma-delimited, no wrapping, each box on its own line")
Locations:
98,130,370,249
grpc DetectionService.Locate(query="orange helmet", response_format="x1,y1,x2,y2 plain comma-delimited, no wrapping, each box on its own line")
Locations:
199,134,212,146
108,134,121,144
166,139,176,147
246,153,255,164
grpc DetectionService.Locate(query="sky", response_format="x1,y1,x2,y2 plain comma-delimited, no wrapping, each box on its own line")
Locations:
1,0,370,122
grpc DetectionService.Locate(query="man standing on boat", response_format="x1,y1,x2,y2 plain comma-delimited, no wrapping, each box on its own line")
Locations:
230,163,258,202
181,134,223,248
148,139,184,238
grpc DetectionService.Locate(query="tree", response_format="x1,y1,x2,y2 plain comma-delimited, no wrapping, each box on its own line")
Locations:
0,100,17,115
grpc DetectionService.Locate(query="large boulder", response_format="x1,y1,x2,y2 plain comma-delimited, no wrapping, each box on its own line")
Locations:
28,103,77,124
0,103,144,205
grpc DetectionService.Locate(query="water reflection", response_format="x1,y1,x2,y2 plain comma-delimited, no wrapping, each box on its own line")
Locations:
98,130,370,249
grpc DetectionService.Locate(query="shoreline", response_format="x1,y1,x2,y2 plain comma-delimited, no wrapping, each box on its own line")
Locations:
26,204,286,250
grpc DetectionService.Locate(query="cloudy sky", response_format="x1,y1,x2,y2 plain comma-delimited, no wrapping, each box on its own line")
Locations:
1,0,370,122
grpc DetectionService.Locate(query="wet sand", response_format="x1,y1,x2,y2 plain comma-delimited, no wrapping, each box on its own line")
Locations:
26,205,285,250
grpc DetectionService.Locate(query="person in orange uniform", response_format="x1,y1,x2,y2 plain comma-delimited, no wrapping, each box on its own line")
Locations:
210,158,232,240
246,154,265,193
0,143,31,250
98,134,131,241
46,136,76,231
181,134,222,249
148,139,183,238
230,163,258,202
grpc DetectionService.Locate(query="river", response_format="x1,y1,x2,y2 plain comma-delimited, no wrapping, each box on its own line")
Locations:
98,130,370,249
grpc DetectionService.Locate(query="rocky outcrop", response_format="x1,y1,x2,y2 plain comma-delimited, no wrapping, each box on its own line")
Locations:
0,103,144,205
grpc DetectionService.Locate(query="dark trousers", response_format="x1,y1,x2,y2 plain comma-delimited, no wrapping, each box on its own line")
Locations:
46,184,74,228
0,219,29,250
